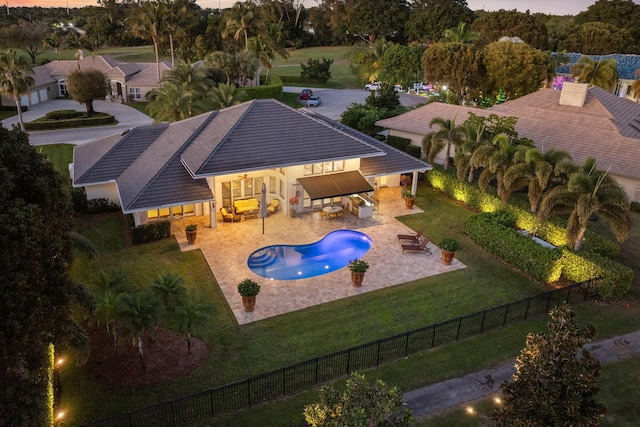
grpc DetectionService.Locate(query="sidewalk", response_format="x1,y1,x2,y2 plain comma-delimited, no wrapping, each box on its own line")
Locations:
404,331,640,417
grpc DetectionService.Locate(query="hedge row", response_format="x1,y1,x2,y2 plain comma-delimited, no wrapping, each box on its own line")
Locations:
426,167,619,258
25,113,115,131
467,213,563,283
0,105,28,112
244,74,283,100
386,135,411,151
426,167,632,301
45,109,85,120
130,221,171,245
465,211,632,301
70,187,121,214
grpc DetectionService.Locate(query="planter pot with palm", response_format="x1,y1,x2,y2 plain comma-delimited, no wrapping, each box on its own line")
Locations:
185,224,197,244
401,189,416,209
438,238,461,265
348,259,369,287
237,278,261,312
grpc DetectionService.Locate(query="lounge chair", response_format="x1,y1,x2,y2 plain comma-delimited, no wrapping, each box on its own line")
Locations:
220,207,241,222
267,199,280,215
397,227,424,243
401,238,431,254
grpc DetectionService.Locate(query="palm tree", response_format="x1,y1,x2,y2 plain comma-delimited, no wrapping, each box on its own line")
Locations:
93,288,123,350
503,148,574,213
0,49,35,131
222,1,259,50
196,83,248,112
162,60,212,95
538,157,631,252
150,272,186,317
118,290,164,369
174,291,215,352
442,22,479,43
570,56,618,92
160,0,194,68
43,28,67,61
422,114,464,171
147,82,194,122
454,120,490,183
248,23,289,85
471,134,529,202
127,1,164,81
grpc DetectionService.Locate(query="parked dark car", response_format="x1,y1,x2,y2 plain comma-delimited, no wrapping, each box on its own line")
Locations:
299,89,313,100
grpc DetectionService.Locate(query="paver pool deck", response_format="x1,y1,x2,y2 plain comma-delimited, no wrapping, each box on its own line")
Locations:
175,186,466,325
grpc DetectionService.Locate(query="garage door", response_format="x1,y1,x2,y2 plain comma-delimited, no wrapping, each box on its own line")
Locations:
29,90,40,105
20,94,30,107
38,89,48,103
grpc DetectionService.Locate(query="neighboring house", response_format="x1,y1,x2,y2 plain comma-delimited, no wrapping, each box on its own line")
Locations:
557,53,640,102
376,83,640,203
72,99,431,229
1,53,170,107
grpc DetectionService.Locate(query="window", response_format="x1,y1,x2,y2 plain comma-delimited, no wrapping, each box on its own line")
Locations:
303,160,345,176
221,177,264,203
269,176,277,194
147,204,196,221
128,87,141,100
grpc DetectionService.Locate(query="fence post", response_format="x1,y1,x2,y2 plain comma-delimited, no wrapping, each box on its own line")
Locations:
455,317,462,341
480,310,487,334
545,289,553,312
128,412,133,427
315,357,319,384
210,389,215,417
247,378,251,407
502,303,510,326
431,324,437,348
346,348,351,375
376,340,381,367
170,400,176,427
404,332,410,357
524,297,531,320
282,368,286,396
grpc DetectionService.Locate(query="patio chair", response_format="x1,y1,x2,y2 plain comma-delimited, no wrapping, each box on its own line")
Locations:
267,199,280,215
220,207,241,222
397,227,424,243
401,238,431,254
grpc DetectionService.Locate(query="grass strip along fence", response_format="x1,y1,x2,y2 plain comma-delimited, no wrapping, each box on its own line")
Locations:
84,281,595,427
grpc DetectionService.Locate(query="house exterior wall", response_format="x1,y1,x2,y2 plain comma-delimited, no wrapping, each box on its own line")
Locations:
85,182,121,204
612,174,640,203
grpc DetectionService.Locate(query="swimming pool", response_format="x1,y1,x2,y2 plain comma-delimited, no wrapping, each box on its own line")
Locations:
247,230,372,280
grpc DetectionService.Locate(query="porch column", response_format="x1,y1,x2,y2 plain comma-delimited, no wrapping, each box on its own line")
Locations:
411,171,418,195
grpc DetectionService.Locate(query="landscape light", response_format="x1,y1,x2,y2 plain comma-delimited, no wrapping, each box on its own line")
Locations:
494,396,502,404
466,406,475,415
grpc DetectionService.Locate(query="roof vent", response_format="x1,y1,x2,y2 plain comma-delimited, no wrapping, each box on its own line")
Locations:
559,82,589,107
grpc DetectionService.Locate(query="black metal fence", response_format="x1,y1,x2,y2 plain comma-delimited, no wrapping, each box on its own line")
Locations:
84,280,595,427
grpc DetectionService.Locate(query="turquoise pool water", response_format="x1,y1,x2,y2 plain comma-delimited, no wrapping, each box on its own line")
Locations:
247,230,372,280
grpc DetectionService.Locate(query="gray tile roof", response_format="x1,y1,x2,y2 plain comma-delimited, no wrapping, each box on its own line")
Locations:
185,99,385,177
303,109,432,176
377,87,640,181
74,99,432,212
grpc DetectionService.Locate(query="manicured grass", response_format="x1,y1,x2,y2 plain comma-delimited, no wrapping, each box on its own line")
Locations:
35,143,74,181
0,110,16,120
36,45,161,63
126,101,150,115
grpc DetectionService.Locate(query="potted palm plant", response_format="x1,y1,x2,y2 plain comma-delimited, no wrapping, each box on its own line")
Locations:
401,189,416,209
237,278,261,312
438,238,461,265
185,224,197,244
348,259,370,287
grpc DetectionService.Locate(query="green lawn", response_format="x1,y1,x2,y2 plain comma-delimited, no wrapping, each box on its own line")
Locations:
0,109,17,120
36,144,74,182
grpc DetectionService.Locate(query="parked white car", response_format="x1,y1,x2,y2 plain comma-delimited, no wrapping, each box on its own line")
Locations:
307,95,321,107
365,81,382,91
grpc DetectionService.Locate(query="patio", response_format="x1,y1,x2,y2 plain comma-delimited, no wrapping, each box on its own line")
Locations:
176,186,466,325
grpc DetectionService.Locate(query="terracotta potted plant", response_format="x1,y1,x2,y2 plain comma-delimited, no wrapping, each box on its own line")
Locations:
401,189,416,209
185,224,197,244
438,238,461,265
348,259,370,287
237,278,261,312
289,196,299,218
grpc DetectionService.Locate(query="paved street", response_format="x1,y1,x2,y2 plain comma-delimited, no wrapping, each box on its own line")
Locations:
1,99,153,146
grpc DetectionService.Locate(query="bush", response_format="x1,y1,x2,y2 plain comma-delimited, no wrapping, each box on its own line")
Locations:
24,113,116,131
300,57,333,83
130,221,171,245
386,135,411,151
45,110,84,120
86,198,120,214
70,187,89,213
406,144,422,158
244,74,283,100
0,105,28,112
630,201,640,213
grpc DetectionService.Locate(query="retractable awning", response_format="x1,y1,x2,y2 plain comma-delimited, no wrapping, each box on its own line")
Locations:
297,171,374,200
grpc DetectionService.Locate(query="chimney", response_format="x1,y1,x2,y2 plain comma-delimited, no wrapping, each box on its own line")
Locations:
559,82,589,107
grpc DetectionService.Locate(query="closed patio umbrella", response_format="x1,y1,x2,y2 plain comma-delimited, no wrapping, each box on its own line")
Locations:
259,183,268,234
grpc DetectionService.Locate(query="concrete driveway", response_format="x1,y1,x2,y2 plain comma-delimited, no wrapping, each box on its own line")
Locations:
1,99,153,146
284,86,428,120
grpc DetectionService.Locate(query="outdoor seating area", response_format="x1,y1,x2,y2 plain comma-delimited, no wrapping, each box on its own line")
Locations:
267,199,280,215
233,198,259,215
398,227,424,243
177,186,465,325
220,207,241,222
401,238,432,254
322,205,344,220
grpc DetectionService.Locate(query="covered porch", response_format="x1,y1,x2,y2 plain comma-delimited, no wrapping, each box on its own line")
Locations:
175,186,466,325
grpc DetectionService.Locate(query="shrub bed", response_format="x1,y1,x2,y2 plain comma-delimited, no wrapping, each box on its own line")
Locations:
70,188,120,214
0,105,28,112
427,167,631,301
25,112,116,131
244,75,283,100
130,221,171,245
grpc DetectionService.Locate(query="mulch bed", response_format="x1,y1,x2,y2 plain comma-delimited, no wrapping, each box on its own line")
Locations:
85,325,209,390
